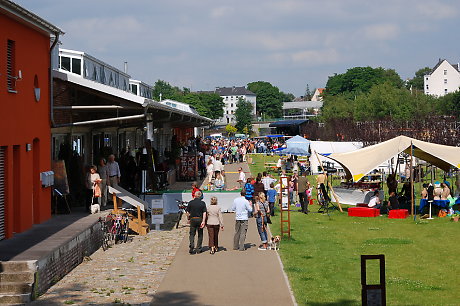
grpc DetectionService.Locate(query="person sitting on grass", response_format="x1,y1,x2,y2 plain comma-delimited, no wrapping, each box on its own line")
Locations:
368,190,382,209
214,172,225,190
388,191,400,210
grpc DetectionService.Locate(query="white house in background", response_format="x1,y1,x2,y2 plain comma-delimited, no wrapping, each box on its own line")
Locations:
424,59,460,97
214,86,257,125
311,88,325,101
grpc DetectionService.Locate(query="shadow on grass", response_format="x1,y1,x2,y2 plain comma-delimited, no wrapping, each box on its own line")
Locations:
306,299,359,305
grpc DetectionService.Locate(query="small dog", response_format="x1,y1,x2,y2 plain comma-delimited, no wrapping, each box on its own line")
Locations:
90,203,100,214
269,236,281,250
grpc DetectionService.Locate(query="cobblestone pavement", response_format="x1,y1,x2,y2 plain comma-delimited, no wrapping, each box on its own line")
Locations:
31,215,188,306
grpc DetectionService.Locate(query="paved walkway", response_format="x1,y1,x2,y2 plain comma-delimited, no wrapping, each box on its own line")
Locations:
31,215,189,305
222,161,251,190
152,214,295,306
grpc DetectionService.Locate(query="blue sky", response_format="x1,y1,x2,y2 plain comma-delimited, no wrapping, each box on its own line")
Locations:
15,0,460,96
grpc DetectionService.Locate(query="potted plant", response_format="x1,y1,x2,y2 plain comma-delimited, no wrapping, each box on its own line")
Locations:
451,214,460,222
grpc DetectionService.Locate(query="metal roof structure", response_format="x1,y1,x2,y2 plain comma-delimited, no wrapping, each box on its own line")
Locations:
282,101,323,110
269,119,309,128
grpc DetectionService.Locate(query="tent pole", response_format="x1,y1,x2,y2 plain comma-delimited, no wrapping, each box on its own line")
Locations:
314,150,343,212
410,142,414,217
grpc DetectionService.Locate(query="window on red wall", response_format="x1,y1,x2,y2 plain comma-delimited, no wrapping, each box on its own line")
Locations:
7,39,16,93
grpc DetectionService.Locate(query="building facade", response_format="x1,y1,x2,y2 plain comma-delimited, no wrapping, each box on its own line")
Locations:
424,59,460,97
0,0,62,240
52,48,211,203
214,86,256,125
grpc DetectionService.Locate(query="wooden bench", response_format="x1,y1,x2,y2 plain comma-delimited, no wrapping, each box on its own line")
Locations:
110,186,150,235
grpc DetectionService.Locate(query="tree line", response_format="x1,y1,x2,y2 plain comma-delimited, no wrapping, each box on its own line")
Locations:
321,66,460,123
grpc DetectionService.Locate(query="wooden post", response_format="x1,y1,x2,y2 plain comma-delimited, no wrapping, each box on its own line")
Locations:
279,176,291,238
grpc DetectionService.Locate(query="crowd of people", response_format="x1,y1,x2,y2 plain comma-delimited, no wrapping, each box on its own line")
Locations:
186,188,275,254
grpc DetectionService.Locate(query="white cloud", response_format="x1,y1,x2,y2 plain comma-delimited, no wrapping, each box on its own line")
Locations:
62,16,143,52
415,1,458,19
210,6,235,18
362,24,400,41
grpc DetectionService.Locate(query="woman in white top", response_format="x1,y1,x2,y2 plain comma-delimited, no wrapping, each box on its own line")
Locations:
206,159,214,184
86,165,101,211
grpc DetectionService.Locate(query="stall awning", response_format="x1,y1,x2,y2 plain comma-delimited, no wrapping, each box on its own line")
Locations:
325,135,460,182
269,119,309,128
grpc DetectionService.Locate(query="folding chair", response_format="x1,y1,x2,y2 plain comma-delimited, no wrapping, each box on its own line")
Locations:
317,183,337,214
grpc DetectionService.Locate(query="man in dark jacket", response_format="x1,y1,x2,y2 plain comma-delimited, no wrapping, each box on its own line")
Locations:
186,191,207,254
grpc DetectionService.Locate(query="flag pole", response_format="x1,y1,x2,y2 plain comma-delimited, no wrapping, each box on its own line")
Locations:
410,142,414,217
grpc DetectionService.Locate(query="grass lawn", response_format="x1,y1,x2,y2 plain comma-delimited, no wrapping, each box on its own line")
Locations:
248,154,460,305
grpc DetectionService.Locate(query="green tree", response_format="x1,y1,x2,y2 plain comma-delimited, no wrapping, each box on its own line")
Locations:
325,66,403,97
181,93,224,119
235,98,253,134
280,91,295,102
353,82,434,121
304,84,315,100
195,92,224,119
152,80,183,100
406,67,431,90
320,94,355,122
437,91,460,118
225,124,237,136
152,80,224,119
247,81,285,118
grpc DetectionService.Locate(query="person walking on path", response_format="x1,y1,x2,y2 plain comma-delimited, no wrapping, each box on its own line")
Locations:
267,182,277,216
213,156,223,177
297,172,309,214
237,167,246,188
232,190,253,251
206,159,214,184
107,154,121,188
262,172,276,196
206,196,224,254
186,191,207,254
255,192,270,250
253,176,265,199
244,178,255,217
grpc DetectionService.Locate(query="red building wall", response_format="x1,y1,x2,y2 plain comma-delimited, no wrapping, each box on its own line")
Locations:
0,13,52,238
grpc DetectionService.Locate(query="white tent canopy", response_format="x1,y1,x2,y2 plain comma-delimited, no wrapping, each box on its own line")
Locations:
286,135,310,150
325,135,460,182
309,141,363,174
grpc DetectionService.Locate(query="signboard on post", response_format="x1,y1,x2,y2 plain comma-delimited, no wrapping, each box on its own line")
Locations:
151,198,164,230
279,176,291,238
361,254,386,306
179,155,197,181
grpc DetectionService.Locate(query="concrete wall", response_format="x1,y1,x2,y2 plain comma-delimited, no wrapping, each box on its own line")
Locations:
33,220,102,297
